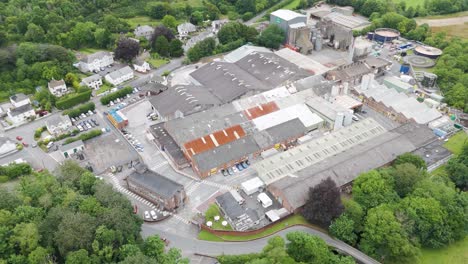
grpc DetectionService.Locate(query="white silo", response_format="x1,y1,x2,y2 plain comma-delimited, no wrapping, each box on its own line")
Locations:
334,112,345,130
331,85,339,97
343,110,353,126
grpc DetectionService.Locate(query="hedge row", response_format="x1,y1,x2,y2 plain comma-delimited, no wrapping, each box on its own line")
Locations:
56,90,92,110
0,163,32,181
100,87,133,105
63,129,102,145
63,102,96,118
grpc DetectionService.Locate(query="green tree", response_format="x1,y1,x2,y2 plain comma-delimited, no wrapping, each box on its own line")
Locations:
329,215,358,246
359,205,419,263
114,37,140,62
24,23,45,42
342,198,365,232
143,235,165,262
256,25,285,49
27,246,49,264
187,37,216,62
54,212,97,256
190,11,204,25
10,223,40,255
161,15,178,29
94,28,112,48
154,36,170,57
352,170,398,210
79,171,97,195
119,244,141,259
169,39,184,57
394,153,427,170
389,163,425,198
286,232,334,264
65,249,92,264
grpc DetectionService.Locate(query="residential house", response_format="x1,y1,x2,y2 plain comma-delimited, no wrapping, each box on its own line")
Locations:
177,22,197,38
77,51,114,73
105,66,134,86
81,74,103,90
45,115,72,136
133,59,151,73
7,104,35,125
9,94,30,108
59,140,84,159
48,79,68,97
134,25,154,41
127,164,187,211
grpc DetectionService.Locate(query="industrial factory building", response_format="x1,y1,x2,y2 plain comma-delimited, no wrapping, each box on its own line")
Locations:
254,119,436,212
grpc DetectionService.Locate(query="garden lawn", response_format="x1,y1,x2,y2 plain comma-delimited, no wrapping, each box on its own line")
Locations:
96,84,112,95
198,215,318,242
148,58,169,68
124,16,160,28
444,131,468,155
79,48,103,54
420,236,468,264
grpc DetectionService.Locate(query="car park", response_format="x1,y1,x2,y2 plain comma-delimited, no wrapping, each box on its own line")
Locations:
77,125,84,132
144,211,150,219
241,161,248,169
232,166,238,173
86,123,92,129
150,210,157,220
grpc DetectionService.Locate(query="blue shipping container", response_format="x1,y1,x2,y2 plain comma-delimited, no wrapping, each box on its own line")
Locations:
433,128,447,138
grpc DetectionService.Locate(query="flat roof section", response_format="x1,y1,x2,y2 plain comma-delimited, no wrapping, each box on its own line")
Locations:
244,102,279,120
183,125,246,158
252,104,323,131
271,9,306,21
232,87,290,112
149,123,188,167
274,48,330,75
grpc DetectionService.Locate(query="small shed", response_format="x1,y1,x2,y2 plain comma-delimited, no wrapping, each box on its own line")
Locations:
257,192,273,208
241,177,265,195
229,190,245,205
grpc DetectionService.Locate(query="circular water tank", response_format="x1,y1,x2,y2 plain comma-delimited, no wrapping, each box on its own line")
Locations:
374,28,400,42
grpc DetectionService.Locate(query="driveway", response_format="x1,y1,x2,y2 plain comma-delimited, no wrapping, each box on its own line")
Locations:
141,224,381,264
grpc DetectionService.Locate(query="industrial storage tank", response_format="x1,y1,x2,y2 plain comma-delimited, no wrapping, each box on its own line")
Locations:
334,112,345,130
315,35,322,51
372,28,400,42
422,72,437,87
414,45,443,59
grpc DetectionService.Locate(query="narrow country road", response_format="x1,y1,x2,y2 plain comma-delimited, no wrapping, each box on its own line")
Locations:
142,224,381,264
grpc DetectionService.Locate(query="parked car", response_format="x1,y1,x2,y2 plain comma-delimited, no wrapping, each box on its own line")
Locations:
77,125,84,132
236,163,244,171
32,143,37,148
144,211,150,219
222,169,228,177
150,210,157,220
16,136,22,141
22,142,29,147
241,161,248,169
352,115,360,121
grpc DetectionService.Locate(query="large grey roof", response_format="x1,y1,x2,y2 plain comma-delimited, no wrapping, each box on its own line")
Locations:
223,45,272,63
48,79,65,88
165,103,250,145
134,25,153,35
323,12,371,30
216,192,245,219
9,104,33,116
235,52,310,88
81,51,112,63
271,122,436,210
107,66,133,80
192,135,260,172
10,93,28,102
253,118,307,149
128,167,184,199
46,115,70,127
328,61,371,81
149,123,188,167
190,62,268,103
82,74,102,83
149,85,221,117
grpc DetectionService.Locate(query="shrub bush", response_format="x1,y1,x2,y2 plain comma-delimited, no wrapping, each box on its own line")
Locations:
63,129,102,145
100,87,133,105
56,90,92,110
0,176,9,183
0,163,32,180
63,102,95,118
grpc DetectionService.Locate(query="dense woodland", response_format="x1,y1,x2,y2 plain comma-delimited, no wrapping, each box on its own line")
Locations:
300,153,468,263
0,161,189,264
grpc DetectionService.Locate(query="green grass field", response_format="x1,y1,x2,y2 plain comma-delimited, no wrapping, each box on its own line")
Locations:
124,16,161,28
96,84,112,95
393,0,425,8
282,0,301,10
147,58,169,68
78,48,104,55
444,131,468,155
419,11,468,19
198,215,319,242
431,23,468,39
420,236,468,264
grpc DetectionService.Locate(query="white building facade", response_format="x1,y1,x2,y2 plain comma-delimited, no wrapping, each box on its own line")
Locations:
105,66,134,86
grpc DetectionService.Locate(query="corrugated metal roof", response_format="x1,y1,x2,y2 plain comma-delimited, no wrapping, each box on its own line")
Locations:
244,102,279,120
271,9,306,21
252,104,323,131
183,125,246,158
253,118,386,185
